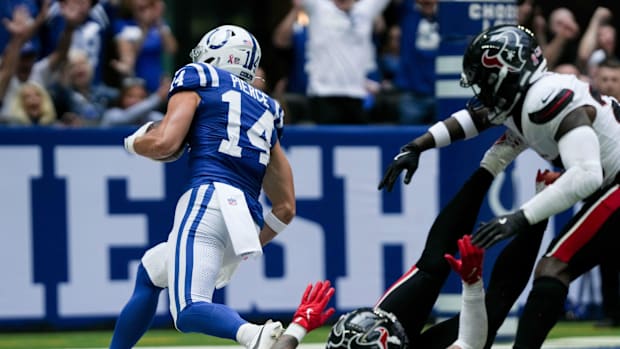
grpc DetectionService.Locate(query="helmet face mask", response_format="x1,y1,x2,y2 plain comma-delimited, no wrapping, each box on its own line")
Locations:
327,308,409,349
460,24,546,124
190,25,261,83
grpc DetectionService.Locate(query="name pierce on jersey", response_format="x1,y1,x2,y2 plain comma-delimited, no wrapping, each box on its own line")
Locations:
231,74,270,108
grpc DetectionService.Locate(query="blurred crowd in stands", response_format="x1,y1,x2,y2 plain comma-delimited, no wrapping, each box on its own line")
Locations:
0,0,176,127
2,0,620,129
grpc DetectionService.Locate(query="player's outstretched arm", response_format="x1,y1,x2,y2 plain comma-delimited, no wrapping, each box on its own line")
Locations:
378,101,493,192
273,280,336,349
260,141,295,246
445,235,487,349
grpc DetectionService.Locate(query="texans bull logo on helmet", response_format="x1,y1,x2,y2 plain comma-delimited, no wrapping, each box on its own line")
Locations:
480,28,527,73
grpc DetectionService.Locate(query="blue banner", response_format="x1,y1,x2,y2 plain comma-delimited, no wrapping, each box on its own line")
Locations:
0,125,564,333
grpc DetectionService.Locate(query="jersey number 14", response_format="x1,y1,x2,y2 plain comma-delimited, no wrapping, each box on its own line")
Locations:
218,90,274,166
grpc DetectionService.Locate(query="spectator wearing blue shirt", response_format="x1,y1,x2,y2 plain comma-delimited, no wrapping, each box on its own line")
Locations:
111,0,177,93
41,0,113,84
395,0,439,124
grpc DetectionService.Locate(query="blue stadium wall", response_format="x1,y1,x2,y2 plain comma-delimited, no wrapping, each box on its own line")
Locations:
1,125,587,335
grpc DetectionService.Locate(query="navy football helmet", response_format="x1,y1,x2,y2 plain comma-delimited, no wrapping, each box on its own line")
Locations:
460,24,547,124
326,308,408,349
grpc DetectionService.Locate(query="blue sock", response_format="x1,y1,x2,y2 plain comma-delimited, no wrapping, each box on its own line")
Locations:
176,301,246,340
109,264,163,349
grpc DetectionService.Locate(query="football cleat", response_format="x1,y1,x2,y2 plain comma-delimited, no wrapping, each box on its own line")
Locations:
247,320,284,349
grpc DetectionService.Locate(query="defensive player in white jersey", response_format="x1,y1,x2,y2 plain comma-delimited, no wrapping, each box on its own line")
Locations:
114,25,295,349
379,24,620,348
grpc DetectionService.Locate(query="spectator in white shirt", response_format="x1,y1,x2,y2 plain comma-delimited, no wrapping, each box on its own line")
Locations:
301,0,390,124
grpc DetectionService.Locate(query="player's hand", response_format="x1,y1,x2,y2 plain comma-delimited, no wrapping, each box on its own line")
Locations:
378,142,421,192
444,235,484,284
292,280,335,332
124,121,154,155
472,210,530,249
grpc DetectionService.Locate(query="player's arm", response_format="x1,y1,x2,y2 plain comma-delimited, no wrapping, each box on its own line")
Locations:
519,106,602,224
378,100,494,192
473,106,602,249
273,281,336,349
128,91,198,160
444,235,487,349
0,5,39,103
260,141,295,246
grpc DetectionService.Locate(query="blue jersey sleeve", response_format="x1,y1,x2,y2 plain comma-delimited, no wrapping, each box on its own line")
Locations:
169,63,220,97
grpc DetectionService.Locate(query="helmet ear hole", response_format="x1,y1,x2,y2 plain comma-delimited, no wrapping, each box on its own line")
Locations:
205,57,215,64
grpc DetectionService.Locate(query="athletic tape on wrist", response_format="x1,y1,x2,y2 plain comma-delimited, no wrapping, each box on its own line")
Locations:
264,211,288,234
124,136,137,155
125,121,154,155
284,323,307,342
453,109,479,139
428,122,451,148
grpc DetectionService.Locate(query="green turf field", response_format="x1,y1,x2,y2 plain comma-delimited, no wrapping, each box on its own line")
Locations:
0,321,618,348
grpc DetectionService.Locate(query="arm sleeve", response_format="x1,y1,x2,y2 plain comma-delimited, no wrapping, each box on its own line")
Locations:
521,126,603,224
450,280,487,349
427,109,484,148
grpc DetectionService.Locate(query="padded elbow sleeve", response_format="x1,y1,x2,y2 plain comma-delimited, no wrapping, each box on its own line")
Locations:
522,126,602,224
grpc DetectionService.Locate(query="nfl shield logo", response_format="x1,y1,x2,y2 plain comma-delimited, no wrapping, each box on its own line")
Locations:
227,198,237,206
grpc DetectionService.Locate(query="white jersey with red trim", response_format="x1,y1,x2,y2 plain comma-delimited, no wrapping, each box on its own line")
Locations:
504,72,620,186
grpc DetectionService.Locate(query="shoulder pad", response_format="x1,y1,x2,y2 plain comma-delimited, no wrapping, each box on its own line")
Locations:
528,89,574,124
168,63,220,96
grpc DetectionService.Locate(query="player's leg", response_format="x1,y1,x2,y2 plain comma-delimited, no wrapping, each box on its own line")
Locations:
418,219,547,349
167,185,280,349
109,242,169,349
514,184,620,348
109,263,164,349
480,219,546,348
376,167,494,341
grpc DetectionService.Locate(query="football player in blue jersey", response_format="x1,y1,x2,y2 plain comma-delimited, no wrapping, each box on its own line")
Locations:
114,24,296,349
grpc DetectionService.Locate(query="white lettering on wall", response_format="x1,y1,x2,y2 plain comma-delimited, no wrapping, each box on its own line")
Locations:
335,147,439,308
468,3,518,29
0,147,44,318
57,147,165,316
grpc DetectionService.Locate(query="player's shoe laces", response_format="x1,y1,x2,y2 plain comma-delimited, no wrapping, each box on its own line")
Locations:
480,130,527,177
248,320,284,349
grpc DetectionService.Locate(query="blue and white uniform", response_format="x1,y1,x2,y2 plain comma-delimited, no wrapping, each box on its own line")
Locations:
163,62,284,323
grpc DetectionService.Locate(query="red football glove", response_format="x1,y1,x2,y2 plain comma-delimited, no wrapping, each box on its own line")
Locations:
535,169,562,193
292,280,336,332
444,235,485,284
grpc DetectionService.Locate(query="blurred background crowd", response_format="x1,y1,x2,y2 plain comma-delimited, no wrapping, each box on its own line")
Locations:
0,0,618,328
1,0,620,128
